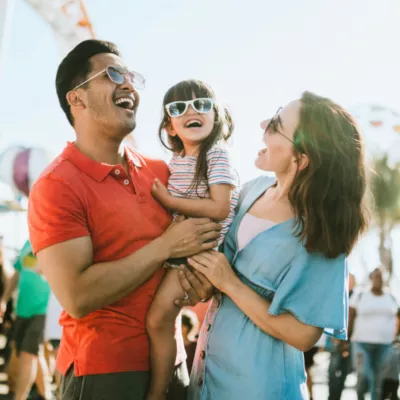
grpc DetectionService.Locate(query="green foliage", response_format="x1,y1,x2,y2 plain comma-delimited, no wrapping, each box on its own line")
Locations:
370,155,400,224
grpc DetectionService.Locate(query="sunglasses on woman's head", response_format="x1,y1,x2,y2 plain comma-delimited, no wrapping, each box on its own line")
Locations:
165,98,214,118
73,65,146,91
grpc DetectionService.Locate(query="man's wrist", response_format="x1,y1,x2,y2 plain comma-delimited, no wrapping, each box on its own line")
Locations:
153,236,171,262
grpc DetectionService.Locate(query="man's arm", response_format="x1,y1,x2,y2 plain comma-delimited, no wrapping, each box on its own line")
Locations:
37,218,220,319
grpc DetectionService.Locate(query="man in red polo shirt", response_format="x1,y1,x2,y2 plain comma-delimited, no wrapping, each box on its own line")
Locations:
28,40,220,400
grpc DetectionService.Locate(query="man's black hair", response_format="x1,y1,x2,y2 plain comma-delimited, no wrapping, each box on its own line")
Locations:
55,39,120,126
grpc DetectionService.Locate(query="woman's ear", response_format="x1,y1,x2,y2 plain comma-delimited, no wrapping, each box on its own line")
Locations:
297,153,309,171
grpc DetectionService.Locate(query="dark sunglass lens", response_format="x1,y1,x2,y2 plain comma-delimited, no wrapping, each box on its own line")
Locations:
168,102,187,117
107,67,124,84
193,99,212,113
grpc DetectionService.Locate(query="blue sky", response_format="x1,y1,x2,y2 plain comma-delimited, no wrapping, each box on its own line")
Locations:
0,0,400,281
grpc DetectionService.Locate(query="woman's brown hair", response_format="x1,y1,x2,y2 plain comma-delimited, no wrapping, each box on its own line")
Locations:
158,80,233,195
289,91,369,258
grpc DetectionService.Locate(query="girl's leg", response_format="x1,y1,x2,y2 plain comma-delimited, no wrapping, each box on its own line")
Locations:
146,267,186,400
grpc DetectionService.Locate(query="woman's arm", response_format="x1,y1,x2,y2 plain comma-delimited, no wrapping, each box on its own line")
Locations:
187,251,322,352
152,179,233,220
347,307,356,339
225,276,322,351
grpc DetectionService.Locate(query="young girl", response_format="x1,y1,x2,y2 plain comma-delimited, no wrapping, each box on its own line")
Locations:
146,80,239,400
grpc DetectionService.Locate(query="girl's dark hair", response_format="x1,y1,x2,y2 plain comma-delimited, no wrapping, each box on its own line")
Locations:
56,40,120,126
289,91,369,258
158,80,234,195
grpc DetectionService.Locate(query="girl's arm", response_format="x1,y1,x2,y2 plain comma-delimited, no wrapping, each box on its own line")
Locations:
187,251,323,352
152,179,233,221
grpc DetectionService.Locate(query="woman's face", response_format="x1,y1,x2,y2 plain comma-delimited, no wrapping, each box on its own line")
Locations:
255,100,301,173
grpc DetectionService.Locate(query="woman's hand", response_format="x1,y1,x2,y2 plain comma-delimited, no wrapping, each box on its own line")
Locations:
187,250,238,293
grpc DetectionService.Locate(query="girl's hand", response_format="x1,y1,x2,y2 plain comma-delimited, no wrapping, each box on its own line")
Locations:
151,179,173,207
187,250,238,293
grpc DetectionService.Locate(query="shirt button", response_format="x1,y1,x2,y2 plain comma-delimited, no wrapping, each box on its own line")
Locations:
207,324,212,332
200,350,205,359
114,169,120,175
198,377,203,386
124,179,129,185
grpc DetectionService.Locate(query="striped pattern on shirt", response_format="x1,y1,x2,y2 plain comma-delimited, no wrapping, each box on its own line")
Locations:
168,146,239,242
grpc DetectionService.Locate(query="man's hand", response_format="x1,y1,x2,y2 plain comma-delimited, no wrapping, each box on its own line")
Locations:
159,218,221,260
174,265,214,308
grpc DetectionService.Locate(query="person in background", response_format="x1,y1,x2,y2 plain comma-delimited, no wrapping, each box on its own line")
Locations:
44,290,63,398
328,272,356,400
0,240,51,400
181,309,200,376
349,267,400,400
304,346,318,400
0,235,15,367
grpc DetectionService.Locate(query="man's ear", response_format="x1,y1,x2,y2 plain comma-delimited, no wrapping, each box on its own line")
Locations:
66,90,85,109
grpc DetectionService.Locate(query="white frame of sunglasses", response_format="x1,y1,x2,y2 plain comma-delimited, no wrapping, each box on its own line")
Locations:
72,65,145,91
165,98,215,118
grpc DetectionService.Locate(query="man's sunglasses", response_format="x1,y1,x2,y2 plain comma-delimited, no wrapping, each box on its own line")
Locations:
165,98,214,118
73,65,145,91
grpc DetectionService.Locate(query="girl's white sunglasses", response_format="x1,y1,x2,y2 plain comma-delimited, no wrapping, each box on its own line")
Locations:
165,98,214,118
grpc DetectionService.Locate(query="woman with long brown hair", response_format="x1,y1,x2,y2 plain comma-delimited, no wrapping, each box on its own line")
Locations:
184,91,369,399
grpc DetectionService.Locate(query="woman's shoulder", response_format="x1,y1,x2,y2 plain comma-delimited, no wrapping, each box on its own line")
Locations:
239,175,275,200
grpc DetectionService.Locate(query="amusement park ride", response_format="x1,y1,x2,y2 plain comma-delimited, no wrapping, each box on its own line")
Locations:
0,0,134,212
0,0,95,211
0,1,95,212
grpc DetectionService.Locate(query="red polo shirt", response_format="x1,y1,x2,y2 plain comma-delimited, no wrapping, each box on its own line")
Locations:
28,142,178,376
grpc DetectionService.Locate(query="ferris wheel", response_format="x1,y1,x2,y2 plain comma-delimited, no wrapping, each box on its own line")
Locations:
0,0,95,207
0,0,136,206
0,0,95,70
350,103,400,167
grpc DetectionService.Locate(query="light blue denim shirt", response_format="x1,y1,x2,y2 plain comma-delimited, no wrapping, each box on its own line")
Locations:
188,176,349,400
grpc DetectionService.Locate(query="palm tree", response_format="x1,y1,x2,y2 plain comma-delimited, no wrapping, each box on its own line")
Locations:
369,155,400,279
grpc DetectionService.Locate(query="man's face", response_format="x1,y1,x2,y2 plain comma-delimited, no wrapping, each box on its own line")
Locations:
74,53,140,139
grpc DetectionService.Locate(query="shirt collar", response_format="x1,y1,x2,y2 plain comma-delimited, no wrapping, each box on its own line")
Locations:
63,142,141,182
